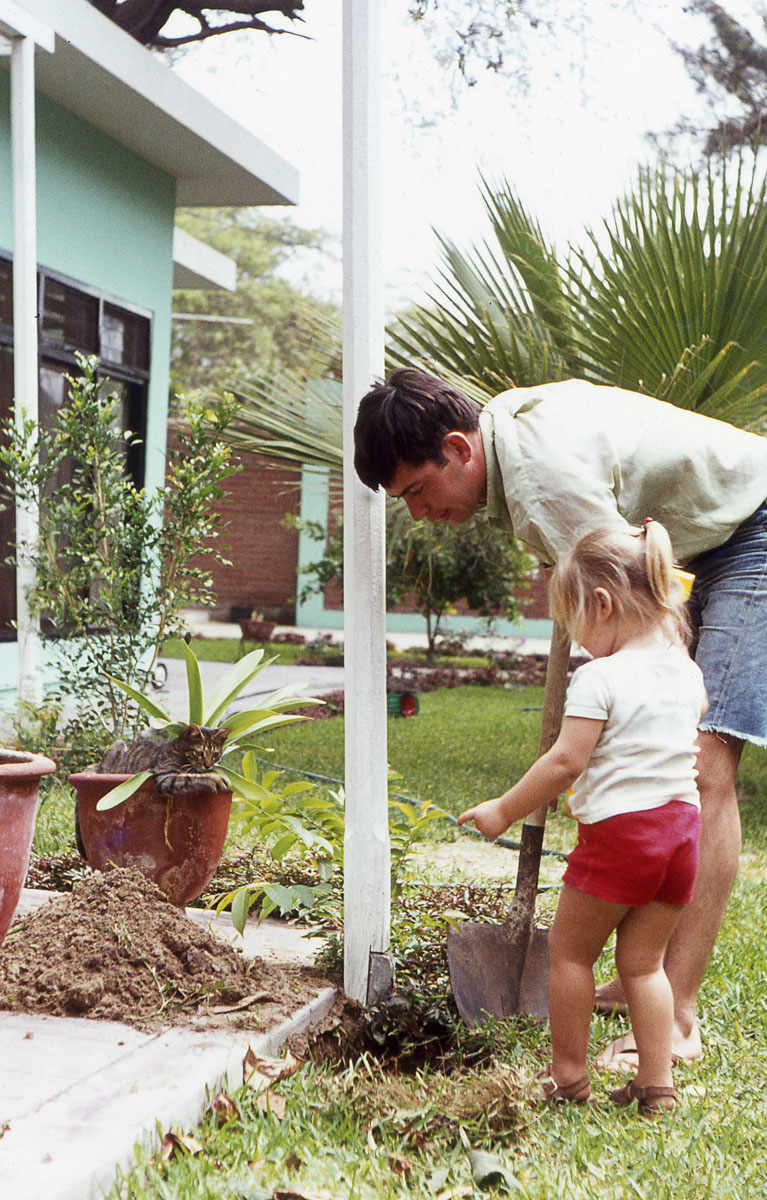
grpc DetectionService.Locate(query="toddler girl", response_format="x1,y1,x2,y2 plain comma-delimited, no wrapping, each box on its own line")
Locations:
458,519,707,1113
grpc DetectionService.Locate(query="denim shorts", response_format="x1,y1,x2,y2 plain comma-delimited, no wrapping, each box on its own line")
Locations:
687,497,767,746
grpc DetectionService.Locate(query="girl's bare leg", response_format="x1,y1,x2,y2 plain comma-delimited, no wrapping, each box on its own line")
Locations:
614,900,684,1094
547,885,628,1086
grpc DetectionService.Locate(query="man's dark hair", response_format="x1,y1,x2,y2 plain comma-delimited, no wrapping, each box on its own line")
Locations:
353,368,481,491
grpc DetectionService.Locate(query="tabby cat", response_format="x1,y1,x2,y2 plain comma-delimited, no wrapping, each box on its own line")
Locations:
97,724,230,794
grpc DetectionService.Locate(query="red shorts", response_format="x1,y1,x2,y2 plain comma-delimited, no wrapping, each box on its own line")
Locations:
563,800,701,907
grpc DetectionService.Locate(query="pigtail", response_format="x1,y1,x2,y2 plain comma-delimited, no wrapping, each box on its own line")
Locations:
642,517,690,643
642,518,672,605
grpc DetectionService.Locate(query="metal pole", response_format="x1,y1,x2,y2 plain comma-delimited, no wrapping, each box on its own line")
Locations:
341,0,393,1004
10,32,42,707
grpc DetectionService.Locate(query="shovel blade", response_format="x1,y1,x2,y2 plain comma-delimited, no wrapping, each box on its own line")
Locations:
447,920,549,1028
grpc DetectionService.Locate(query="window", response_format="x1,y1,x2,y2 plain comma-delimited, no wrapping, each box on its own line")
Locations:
0,257,151,641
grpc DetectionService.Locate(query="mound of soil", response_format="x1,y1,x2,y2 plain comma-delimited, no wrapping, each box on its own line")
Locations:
0,867,330,1030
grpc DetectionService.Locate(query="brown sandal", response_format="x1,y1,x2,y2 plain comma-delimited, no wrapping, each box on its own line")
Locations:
609,1078,677,1113
536,1065,592,1103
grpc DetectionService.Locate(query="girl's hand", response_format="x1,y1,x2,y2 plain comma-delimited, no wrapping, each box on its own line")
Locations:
457,798,510,841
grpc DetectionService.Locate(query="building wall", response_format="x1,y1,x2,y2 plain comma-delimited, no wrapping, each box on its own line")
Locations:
0,74,176,485
168,430,302,623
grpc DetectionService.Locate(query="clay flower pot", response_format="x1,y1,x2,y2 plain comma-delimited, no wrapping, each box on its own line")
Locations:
238,618,276,642
70,772,233,907
0,749,57,947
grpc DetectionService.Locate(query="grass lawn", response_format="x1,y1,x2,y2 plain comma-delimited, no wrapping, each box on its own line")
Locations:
30,682,767,1198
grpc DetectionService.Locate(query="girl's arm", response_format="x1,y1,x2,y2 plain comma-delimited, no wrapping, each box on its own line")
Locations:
457,716,604,841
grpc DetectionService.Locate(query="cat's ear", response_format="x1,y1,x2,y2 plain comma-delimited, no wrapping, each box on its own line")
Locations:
215,728,229,748
184,723,202,738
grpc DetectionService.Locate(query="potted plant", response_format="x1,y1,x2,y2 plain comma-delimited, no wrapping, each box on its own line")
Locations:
70,639,319,906
238,611,277,642
0,749,57,946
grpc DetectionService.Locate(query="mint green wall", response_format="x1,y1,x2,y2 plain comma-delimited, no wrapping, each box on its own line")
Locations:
0,71,175,488
0,72,176,697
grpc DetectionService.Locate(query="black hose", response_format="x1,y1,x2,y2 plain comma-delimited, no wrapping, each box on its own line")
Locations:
253,755,568,862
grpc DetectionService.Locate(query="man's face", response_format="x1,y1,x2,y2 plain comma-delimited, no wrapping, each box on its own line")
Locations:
385,432,485,524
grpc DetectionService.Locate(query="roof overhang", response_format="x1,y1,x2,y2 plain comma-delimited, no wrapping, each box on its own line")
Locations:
173,227,236,290
0,0,299,207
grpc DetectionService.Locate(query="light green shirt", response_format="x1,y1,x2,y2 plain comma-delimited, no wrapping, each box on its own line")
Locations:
479,379,767,565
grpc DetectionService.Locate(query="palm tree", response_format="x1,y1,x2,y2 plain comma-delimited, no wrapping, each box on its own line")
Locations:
390,161,767,431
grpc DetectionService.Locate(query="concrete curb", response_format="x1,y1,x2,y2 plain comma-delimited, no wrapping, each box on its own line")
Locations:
0,986,338,1200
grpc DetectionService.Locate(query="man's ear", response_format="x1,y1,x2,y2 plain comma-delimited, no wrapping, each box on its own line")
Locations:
443,430,474,463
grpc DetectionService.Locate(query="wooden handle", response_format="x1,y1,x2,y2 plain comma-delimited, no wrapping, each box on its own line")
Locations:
523,620,572,830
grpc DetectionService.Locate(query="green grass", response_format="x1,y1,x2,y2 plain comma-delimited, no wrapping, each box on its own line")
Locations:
161,637,311,664
263,684,580,858
109,881,767,1199
264,685,545,812
161,636,500,670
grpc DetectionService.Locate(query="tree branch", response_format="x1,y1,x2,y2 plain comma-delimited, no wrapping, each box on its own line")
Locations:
87,1,306,47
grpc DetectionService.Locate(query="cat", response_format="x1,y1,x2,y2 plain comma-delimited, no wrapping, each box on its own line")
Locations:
97,724,230,794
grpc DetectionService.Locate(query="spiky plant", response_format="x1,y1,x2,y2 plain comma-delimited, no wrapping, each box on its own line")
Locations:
390,160,767,431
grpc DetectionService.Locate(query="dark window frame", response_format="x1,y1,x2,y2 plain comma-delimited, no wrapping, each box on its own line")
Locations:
0,253,153,641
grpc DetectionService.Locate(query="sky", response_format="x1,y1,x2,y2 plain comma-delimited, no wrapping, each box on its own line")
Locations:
168,1,755,313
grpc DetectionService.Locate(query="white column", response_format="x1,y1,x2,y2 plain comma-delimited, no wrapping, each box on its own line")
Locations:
10,33,42,707
342,0,392,1003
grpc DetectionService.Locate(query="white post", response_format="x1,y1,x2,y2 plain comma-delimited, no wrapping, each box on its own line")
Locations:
10,32,42,707
342,0,392,1003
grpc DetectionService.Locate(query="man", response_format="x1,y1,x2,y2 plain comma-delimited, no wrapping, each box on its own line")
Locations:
354,367,767,1068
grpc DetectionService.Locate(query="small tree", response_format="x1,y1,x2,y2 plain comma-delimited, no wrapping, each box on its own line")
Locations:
0,354,239,759
297,509,532,659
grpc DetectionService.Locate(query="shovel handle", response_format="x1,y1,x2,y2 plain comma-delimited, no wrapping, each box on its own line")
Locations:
513,620,572,907
524,620,573,829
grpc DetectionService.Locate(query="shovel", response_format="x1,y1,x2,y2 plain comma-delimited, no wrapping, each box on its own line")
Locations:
447,620,572,1027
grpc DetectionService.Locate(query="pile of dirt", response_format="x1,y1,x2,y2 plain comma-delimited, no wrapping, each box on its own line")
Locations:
0,867,330,1029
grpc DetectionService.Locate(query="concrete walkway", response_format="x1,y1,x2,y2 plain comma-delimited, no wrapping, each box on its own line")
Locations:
158,651,345,719
0,890,336,1200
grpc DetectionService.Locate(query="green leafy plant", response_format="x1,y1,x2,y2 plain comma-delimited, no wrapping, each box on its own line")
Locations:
0,353,241,756
215,762,444,931
95,638,320,811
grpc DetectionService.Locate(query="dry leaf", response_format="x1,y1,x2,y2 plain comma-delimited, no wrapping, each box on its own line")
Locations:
256,1089,287,1119
206,1092,240,1124
273,1190,341,1200
387,1153,413,1178
242,1046,303,1091
159,1132,203,1161
210,992,274,1015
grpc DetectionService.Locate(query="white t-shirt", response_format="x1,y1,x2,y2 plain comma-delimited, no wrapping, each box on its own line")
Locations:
564,642,707,824
480,379,767,566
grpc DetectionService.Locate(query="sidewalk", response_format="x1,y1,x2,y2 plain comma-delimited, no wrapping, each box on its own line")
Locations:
0,890,336,1200
182,610,553,656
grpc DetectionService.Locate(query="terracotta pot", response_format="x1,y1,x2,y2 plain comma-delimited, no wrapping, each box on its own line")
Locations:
238,618,276,641
70,772,233,907
0,749,57,947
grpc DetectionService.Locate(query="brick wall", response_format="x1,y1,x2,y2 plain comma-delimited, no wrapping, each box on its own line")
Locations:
169,424,302,622
171,424,551,626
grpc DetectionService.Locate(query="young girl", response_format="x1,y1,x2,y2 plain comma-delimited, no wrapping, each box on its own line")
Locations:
458,519,708,1113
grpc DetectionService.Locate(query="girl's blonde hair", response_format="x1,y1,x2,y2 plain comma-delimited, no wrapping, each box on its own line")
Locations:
549,520,691,647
